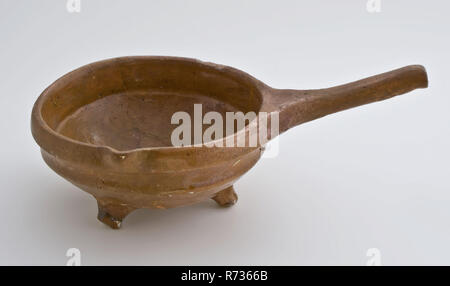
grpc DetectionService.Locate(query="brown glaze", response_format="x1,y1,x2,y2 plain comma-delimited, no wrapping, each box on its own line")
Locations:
31,56,428,229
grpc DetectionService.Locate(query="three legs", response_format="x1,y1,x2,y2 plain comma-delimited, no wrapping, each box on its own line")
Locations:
95,185,238,229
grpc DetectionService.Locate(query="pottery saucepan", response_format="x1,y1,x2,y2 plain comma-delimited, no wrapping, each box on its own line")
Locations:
31,56,428,228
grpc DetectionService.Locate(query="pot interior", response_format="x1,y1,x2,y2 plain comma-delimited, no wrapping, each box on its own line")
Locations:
39,57,262,151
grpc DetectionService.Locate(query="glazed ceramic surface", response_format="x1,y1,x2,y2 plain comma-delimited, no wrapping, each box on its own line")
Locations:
31,56,428,228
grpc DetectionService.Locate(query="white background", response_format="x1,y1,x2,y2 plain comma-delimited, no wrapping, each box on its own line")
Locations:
1,0,449,265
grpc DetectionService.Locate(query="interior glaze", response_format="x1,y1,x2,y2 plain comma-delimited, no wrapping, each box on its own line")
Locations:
40,58,263,150
56,91,239,150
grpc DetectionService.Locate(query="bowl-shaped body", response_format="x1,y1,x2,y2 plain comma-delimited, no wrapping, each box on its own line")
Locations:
32,57,266,227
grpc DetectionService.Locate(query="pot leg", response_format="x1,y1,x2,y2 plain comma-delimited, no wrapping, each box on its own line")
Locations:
96,198,135,229
212,186,238,207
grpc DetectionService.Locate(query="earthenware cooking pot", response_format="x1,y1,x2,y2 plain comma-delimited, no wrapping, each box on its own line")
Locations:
31,56,428,229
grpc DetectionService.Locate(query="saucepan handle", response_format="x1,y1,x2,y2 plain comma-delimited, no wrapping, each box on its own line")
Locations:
267,65,428,133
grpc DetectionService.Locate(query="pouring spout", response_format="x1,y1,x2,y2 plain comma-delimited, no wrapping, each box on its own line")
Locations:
268,65,428,133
